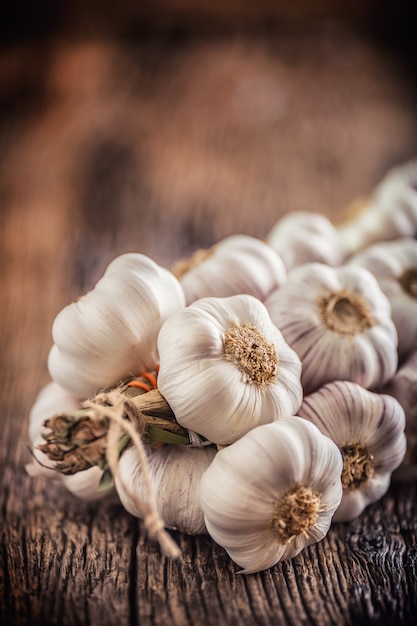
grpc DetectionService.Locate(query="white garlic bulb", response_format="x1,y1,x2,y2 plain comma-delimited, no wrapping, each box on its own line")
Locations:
116,444,217,535
337,159,417,256
382,351,417,481
172,234,287,305
298,381,406,521
48,253,185,398
26,381,106,500
157,294,303,445
265,263,398,394
266,211,344,271
349,238,417,360
200,417,343,574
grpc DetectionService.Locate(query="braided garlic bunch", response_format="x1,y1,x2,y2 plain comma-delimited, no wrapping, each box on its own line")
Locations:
28,159,417,573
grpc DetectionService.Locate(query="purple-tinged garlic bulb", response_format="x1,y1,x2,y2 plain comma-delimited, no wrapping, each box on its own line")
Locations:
265,263,398,394
382,351,417,482
349,237,417,360
298,380,406,520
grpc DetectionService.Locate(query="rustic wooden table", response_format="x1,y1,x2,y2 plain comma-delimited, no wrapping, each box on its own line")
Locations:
1,7,417,625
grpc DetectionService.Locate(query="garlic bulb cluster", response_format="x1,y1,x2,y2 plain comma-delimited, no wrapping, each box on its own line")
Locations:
171,234,287,305
27,155,417,574
200,417,343,574
266,211,344,271
265,263,398,394
48,253,185,398
298,381,406,522
26,382,106,500
157,294,303,444
337,159,417,256
116,444,217,535
349,238,417,360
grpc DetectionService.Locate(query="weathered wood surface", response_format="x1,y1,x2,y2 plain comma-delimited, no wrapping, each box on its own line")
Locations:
1,11,417,625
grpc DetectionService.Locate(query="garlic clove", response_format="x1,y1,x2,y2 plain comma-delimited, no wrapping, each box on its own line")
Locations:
200,416,343,574
337,159,417,256
349,237,417,360
116,444,217,535
48,253,185,398
298,380,406,521
266,211,344,271
265,262,398,394
172,234,287,305
157,294,303,445
26,381,106,501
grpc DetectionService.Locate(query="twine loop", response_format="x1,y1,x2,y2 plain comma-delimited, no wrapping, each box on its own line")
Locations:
82,390,181,559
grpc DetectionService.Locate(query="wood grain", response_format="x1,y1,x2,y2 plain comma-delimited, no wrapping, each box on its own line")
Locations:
1,14,417,625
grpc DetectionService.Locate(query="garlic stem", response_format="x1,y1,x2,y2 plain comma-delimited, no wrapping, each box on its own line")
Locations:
340,442,375,491
319,289,375,335
223,323,278,386
271,484,325,543
171,246,216,279
38,387,190,476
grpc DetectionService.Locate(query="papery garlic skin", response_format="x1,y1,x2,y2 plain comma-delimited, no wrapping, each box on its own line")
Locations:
157,294,303,445
200,417,343,574
265,263,398,394
298,381,406,521
26,382,105,500
173,234,287,305
349,238,417,360
48,253,185,398
266,211,344,271
337,159,417,256
116,444,217,535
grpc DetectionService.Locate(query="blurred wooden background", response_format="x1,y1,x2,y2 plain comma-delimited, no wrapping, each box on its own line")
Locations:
1,2,417,625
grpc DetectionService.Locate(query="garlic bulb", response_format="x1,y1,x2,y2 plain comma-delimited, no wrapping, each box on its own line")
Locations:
382,351,417,481
266,211,344,271
349,238,417,360
157,294,303,445
265,263,398,394
48,253,185,398
200,417,343,574
337,159,417,256
298,380,406,521
26,381,106,500
172,234,287,305
116,444,217,535
382,350,417,433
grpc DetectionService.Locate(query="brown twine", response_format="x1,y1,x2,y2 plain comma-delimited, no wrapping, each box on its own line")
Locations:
82,390,181,559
